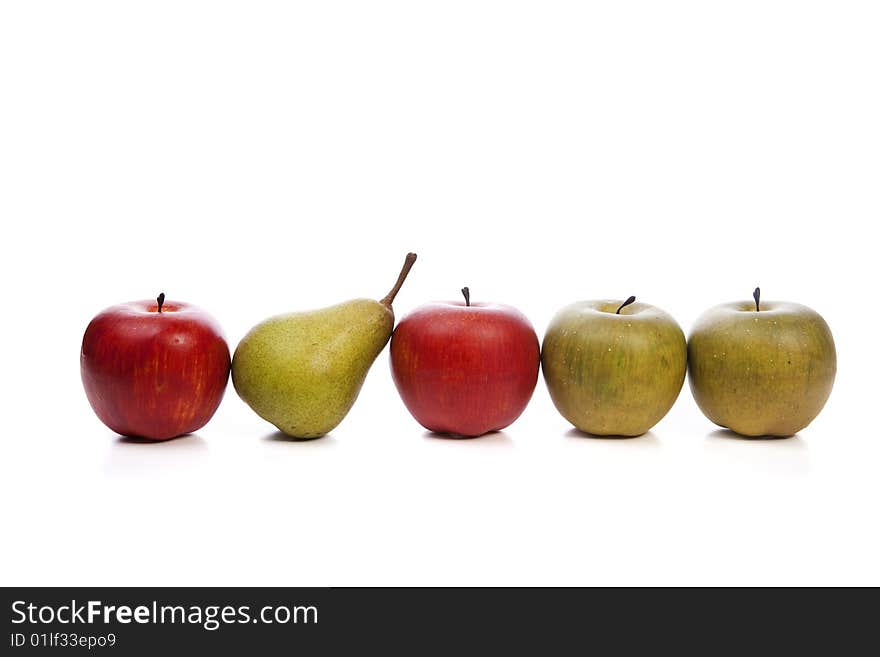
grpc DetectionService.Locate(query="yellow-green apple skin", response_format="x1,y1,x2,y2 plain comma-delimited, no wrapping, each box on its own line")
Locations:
687,300,836,437
541,300,687,436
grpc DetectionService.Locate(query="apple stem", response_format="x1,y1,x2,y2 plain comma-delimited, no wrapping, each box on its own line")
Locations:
461,287,470,307
380,252,418,307
616,296,636,314
157,292,165,314
753,287,761,312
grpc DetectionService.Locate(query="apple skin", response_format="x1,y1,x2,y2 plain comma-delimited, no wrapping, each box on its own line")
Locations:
542,300,687,436
81,299,231,440
390,301,540,437
688,300,836,437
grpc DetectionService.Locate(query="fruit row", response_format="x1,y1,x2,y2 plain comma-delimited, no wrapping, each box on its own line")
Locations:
80,253,836,441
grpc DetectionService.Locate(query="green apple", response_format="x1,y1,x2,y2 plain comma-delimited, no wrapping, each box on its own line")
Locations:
688,288,836,437
541,297,687,436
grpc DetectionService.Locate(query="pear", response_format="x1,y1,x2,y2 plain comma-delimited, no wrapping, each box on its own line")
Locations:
232,253,417,439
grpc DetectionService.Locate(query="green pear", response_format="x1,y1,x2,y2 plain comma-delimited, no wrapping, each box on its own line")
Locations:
232,253,417,438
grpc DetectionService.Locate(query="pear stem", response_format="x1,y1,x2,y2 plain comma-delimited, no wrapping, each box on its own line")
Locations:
753,287,761,312
380,253,418,307
461,287,470,306
157,292,165,314
616,296,636,314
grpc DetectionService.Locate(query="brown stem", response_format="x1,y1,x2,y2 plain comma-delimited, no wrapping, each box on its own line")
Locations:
461,287,470,306
753,287,761,312
616,295,636,314
157,292,165,313
380,253,418,307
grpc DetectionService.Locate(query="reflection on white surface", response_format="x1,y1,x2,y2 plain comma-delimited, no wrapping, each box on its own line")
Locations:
564,428,661,449
104,434,210,477
422,430,514,447
262,431,339,448
703,429,809,475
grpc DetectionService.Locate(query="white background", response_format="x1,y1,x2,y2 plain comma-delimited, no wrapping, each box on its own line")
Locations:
1,1,877,586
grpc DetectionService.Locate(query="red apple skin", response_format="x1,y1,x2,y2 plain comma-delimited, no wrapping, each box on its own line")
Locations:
81,299,231,440
390,301,540,437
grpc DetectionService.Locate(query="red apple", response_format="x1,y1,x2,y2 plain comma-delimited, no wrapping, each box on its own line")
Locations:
390,288,540,437
81,293,231,440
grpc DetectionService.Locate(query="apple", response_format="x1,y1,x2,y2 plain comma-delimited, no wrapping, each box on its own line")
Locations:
542,297,687,436
688,288,836,437
81,293,231,440
390,287,540,437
